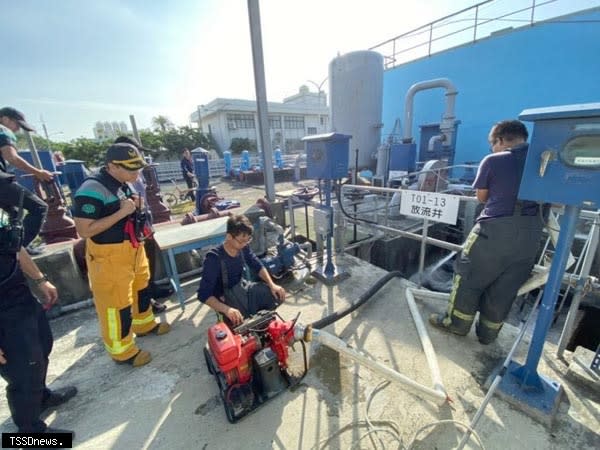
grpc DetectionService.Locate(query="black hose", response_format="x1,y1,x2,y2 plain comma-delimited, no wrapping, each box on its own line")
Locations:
334,182,378,225
310,270,404,329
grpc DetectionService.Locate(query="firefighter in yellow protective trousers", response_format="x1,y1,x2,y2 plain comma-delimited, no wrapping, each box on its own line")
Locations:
73,143,170,367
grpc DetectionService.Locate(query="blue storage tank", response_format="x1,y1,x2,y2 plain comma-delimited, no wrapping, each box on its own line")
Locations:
274,148,283,169
240,150,250,171
191,148,210,190
223,151,232,176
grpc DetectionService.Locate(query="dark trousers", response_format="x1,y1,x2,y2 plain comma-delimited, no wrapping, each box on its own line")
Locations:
0,182,48,247
0,300,53,432
446,215,542,341
183,175,196,202
224,281,278,318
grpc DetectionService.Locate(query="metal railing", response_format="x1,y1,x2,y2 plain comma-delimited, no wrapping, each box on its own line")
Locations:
154,155,300,183
369,0,592,69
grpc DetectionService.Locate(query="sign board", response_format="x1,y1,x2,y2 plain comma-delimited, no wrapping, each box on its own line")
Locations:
400,190,460,225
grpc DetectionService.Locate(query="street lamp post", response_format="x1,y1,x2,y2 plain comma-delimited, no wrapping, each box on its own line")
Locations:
307,77,328,106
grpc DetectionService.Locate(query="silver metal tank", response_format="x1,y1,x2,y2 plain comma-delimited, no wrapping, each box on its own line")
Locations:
329,50,383,171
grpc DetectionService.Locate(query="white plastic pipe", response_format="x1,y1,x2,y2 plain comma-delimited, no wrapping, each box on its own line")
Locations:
405,288,446,395
310,328,448,405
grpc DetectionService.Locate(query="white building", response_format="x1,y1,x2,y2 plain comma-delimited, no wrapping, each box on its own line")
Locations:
190,86,329,154
93,121,128,141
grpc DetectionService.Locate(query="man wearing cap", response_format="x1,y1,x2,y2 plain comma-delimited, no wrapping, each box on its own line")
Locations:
113,135,171,313
0,107,53,250
72,143,170,368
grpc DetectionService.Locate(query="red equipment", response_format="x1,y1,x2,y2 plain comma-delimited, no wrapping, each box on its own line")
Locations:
204,310,306,423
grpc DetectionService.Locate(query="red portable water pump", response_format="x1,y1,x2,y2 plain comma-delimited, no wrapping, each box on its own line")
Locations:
204,310,307,423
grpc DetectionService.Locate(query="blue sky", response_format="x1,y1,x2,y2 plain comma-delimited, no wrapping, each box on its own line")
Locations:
2,0,597,141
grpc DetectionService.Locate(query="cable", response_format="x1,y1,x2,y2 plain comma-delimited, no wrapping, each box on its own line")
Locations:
408,419,485,450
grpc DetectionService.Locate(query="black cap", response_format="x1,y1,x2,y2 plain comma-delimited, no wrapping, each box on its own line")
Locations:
0,107,35,132
114,135,150,153
105,143,147,170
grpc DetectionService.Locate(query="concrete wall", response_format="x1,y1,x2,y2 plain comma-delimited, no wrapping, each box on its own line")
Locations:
381,8,600,170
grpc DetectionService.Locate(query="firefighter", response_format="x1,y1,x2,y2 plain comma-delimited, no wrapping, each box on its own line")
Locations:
0,181,76,435
197,214,286,326
72,143,170,367
429,120,543,344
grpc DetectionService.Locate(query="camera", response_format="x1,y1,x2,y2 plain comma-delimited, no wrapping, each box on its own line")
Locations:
0,219,24,255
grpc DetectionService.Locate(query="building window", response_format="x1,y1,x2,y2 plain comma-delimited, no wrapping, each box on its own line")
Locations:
320,116,325,126
307,127,317,135
227,113,255,129
285,138,304,152
284,115,305,129
269,116,281,129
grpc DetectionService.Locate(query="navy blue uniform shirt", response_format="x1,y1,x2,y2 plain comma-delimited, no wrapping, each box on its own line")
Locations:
197,244,264,302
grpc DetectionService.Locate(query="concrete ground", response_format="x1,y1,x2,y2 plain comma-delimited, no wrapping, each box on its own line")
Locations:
2,179,599,449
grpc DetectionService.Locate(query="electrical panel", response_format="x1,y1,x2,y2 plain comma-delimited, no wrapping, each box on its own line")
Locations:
302,132,351,180
519,103,600,207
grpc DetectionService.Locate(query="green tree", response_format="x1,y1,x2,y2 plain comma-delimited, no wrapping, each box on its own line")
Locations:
9,125,220,169
151,115,174,132
229,137,256,155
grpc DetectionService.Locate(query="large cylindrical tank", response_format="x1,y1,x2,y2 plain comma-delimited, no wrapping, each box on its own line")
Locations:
329,50,383,171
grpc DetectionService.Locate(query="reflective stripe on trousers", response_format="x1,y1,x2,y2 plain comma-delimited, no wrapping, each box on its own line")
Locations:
86,239,156,361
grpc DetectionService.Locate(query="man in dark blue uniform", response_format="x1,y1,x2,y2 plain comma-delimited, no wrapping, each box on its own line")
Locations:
0,107,54,252
197,215,286,326
180,148,196,202
0,181,76,435
430,120,543,344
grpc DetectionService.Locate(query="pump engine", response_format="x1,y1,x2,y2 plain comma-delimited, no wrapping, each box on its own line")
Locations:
203,310,306,423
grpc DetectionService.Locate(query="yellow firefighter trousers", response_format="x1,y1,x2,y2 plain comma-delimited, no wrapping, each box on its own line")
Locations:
86,239,158,361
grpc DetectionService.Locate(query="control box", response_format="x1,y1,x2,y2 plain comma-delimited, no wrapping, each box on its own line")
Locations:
518,103,600,207
302,133,351,180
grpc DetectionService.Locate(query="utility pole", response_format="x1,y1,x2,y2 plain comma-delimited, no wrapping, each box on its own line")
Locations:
129,115,141,144
248,0,275,202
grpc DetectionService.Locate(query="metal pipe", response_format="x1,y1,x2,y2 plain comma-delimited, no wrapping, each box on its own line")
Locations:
348,219,463,252
456,290,543,450
343,232,384,252
417,219,429,287
287,197,296,240
405,288,446,395
557,218,599,358
428,134,444,151
341,183,480,204
402,78,458,143
298,241,312,259
309,327,447,405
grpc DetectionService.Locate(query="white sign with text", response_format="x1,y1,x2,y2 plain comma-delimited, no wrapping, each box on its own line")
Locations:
400,190,460,225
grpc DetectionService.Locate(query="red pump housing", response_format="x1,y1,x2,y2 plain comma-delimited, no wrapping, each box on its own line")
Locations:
208,322,259,385
266,319,296,368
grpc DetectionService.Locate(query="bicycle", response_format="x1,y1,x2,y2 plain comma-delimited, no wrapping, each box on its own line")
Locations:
162,179,197,207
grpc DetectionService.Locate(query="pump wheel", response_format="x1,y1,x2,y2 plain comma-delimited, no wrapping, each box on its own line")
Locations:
162,192,178,208
203,346,215,375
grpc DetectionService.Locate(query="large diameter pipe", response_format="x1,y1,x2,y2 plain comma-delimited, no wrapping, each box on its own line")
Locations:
309,327,448,405
405,288,446,395
403,78,458,142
